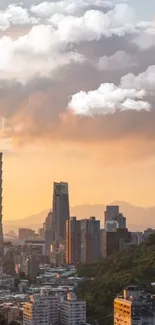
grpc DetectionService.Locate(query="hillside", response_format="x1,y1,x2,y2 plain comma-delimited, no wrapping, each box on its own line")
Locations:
77,234,155,325
4,202,155,233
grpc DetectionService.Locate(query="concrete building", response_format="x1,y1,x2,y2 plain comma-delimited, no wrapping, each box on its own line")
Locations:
81,217,100,264
23,287,59,325
3,306,23,324
114,285,155,325
19,228,35,242
3,242,15,276
25,255,40,280
104,206,126,231
131,232,144,245
24,239,45,256
0,152,4,270
52,182,70,242
44,211,53,255
103,228,132,258
66,217,81,265
60,292,86,325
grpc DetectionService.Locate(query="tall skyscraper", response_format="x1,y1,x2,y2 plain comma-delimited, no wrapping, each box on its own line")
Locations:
104,205,126,231
44,210,53,255
66,217,81,264
52,182,70,242
81,217,100,264
0,153,4,270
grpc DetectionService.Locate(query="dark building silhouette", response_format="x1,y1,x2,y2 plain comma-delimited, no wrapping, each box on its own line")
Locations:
25,255,40,280
52,182,70,242
44,210,53,255
102,228,132,258
104,205,126,231
3,242,15,276
66,217,81,264
0,153,4,270
81,217,100,264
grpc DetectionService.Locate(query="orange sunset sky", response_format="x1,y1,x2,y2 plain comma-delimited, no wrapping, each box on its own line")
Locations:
2,141,155,221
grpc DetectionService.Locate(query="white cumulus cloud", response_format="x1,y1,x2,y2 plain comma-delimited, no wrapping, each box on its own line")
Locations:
0,5,38,31
68,83,151,115
0,25,85,83
30,0,112,17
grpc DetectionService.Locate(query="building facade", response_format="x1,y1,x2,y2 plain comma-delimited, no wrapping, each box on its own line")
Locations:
66,217,81,265
60,292,86,325
81,217,100,264
23,287,59,325
52,182,70,242
44,211,53,255
19,228,35,242
114,286,155,325
103,228,132,258
104,205,126,231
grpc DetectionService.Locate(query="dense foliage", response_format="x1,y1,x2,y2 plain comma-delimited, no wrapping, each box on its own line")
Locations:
77,234,155,325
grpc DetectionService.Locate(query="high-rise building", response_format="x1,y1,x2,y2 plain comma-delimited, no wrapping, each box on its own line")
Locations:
66,217,81,264
44,211,53,255
19,228,35,242
23,287,59,325
114,286,155,325
104,206,126,231
81,217,100,264
0,153,3,270
131,232,144,245
25,255,40,280
60,292,86,325
52,182,70,242
103,228,132,258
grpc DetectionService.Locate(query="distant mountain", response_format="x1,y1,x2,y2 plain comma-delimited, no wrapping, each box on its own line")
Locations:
3,202,155,233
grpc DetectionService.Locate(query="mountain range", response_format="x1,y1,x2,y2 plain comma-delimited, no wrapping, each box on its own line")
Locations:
3,201,155,233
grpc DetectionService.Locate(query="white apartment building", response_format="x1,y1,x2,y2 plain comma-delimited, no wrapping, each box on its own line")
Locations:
60,292,86,325
23,287,59,325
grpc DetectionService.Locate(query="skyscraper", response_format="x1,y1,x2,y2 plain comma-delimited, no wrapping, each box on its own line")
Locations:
52,182,70,242
104,205,126,231
66,217,81,264
0,153,4,270
44,210,53,255
81,217,100,264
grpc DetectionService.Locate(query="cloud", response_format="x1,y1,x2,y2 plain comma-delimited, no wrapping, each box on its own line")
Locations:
120,65,155,91
68,65,155,115
68,83,150,115
98,50,136,70
0,24,85,83
30,0,112,17
0,0,155,164
0,5,38,31
0,2,153,83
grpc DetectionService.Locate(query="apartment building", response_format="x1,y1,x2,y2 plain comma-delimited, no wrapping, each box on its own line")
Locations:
60,292,86,325
114,285,155,325
23,287,59,325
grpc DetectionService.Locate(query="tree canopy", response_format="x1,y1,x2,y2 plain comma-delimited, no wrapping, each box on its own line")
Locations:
77,234,155,325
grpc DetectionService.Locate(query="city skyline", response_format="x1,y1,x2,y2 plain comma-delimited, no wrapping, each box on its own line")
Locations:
2,149,155,221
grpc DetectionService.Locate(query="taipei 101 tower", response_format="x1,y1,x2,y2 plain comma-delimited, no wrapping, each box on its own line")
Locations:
0,153,3,270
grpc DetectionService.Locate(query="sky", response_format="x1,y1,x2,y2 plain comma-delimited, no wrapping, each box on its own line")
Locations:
0,0,155,221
